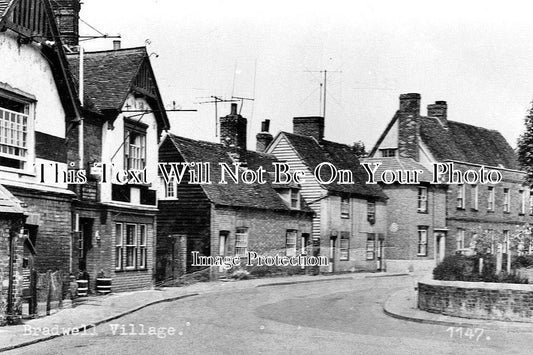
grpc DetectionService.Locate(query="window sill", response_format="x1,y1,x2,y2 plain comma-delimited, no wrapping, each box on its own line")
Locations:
115,268,148,273
417,210,428,214
456,207,465,211
470,208,478,212
0,165,37,177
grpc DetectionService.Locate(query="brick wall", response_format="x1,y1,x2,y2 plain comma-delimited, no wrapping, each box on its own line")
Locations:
398,93,421,160
9,187,73,276
418,280,533,322
293,117,325,141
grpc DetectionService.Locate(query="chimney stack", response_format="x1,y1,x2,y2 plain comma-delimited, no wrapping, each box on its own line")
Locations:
113,40,121,50
51,0,81,48
397,93,421,160
220,103,247,151
427,101,448,128
293,116,324,141
256,119,273,153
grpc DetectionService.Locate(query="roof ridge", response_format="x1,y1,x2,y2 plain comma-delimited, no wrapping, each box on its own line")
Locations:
66,46,147,56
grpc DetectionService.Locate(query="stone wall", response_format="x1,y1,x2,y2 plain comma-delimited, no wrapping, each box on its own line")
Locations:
418,279,533,322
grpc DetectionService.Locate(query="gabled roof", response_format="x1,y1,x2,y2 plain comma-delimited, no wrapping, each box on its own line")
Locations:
163,134,313,213
419,117,519,170
67,47,170,130
280,132,387,200
0,0,82,124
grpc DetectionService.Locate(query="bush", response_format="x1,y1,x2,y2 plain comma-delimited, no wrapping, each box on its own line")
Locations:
230,269,251,280
433,254,528,284
512,255,533,269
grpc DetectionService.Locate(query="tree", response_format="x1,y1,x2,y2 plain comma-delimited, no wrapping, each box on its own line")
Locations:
517,101,533,187
352,140,367,158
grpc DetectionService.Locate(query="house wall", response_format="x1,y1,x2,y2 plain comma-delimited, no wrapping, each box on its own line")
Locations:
380,184,447,273
445,162,532,255
211,207,312,257
100,94,160,205
320,195,387,272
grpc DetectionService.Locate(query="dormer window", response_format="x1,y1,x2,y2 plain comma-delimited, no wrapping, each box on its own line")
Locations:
380,148,396,157
341,197,350,218
290,188,299,209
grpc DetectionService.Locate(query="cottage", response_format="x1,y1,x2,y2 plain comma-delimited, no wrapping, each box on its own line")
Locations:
157,105,314,281
267,116,388,272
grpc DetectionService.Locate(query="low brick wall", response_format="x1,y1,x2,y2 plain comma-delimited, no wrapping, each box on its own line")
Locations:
418,280,533,322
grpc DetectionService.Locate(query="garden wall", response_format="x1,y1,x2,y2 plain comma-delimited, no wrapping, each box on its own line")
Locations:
418,279,533,322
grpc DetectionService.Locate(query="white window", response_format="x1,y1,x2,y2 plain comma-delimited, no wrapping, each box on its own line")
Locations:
488,187,495,211
503,230,510,254
115,223,147,270
417,187,428,212
457,184,465,209
162,176,178,199
503,188,510,213
366,233,375,260
124,120,147,171
456,229,465,250
471,185,478,210
341,197,350,218
418,227,428,256
519,190,526,215
290,188,300,209
0,92,33,170
235,228,248,257
340,232,350,261
380,148,396,157
286,230,297,256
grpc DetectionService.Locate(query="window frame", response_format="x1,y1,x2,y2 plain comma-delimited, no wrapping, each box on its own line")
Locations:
290,188,300,209
340,231,350,261
138,224,147,269
367,200,376,224
417,186,428,213
235,228,248,257
285,230,297,257
0,88,35,172
115,223,123,270
124,119,147,171
519,190,526,215
503,188,510,213
115,222,148,271
457,184,465,209
380,148,397,157
456,228,465,250
366,233,375,260
417,227,428,256
161,176,178,199
341,196,350,219
471,185,478,210
487,186,495,211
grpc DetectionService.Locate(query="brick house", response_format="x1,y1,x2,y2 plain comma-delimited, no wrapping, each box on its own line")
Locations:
157,105,314,280
370,93,532,264
267,117,388,273
0,0,84,317
63,45,169,292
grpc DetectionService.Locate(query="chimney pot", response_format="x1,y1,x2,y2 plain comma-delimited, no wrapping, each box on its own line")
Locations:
113,40,121,50
399,93,421,116
427,100,448,128
230,103,238,115
261,119,270,132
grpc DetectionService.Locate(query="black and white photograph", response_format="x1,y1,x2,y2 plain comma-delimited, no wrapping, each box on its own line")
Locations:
1,0,533,353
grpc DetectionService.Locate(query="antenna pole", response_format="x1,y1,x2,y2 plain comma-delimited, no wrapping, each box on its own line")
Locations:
323,70,327,120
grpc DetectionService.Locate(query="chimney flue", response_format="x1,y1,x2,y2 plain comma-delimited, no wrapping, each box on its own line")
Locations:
230,103,238,115
293,116,324,141
427,101,448,128
113,40,121,50
256,120,273,152
397,93,421,160
220,105,247,151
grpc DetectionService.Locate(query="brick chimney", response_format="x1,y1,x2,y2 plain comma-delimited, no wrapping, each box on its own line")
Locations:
293,116,324,141
256,120,273,153
220,103,247,151
427,101,448,128
398,93,421,160
51,0,81,48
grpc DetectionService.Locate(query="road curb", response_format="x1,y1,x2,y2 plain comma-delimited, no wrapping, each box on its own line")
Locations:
364,273,410,278
383,288,533,333
257,276,353,287
0,293,199,353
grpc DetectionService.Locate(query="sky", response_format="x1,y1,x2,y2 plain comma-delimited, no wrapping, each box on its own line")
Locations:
79,0,533,151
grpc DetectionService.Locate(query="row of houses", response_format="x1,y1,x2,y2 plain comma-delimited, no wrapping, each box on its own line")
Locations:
0,0,530,322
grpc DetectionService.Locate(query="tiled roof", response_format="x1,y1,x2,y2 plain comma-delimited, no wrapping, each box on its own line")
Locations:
67,48,147,113
420,117,519,170
282,132,387,200
362,157,434,183
0,184,25,215
165,134,313,213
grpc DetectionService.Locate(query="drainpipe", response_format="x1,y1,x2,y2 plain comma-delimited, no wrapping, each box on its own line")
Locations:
6,228,15,323
78,46,84,169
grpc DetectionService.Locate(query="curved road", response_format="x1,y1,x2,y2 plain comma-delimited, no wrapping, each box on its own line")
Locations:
8,276,533,354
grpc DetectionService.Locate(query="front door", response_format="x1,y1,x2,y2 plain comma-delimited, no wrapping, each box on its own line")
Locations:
79,218,93,271
435,232,446,263
329,236,337,272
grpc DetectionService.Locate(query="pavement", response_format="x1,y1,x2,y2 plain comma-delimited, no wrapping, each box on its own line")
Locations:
2,271,532,352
